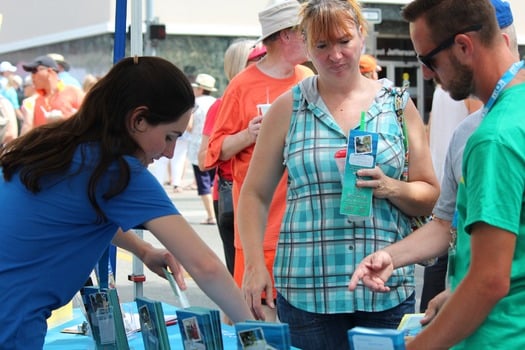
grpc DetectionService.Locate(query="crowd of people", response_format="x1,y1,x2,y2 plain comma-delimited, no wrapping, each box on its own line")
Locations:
1,0,524,349
0,53,100,146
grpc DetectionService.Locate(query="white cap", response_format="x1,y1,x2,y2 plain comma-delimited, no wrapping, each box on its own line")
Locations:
0,61,17,73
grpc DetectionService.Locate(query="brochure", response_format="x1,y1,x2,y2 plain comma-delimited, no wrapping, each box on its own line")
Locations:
340,130,378,221
348,327,405,350
136,296,172,350
397,313,425,337
163,267,191,308
235,321,291,350
176,306,223,349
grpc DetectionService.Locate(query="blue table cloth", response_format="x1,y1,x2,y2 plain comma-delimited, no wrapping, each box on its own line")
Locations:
44,302,240,349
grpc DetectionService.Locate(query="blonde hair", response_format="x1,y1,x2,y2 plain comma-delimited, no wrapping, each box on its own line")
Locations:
300,0,367,50
223,39,257,81
82,74,99,93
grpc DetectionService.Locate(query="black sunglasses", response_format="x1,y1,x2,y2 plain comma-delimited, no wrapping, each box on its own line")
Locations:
417,24,482,72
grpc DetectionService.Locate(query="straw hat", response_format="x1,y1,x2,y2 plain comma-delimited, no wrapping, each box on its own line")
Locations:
191,73,217,92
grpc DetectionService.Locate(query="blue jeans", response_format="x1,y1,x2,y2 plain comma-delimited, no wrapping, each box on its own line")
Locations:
277,292,415,350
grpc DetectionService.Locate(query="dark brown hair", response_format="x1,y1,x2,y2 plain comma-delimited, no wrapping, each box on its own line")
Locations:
1,56,195,221
402,0,499,47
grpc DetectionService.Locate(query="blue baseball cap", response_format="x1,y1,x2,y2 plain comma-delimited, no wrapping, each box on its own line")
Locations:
491,0,513,28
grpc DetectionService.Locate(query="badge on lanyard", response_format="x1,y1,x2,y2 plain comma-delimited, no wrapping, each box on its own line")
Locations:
339,112,379,221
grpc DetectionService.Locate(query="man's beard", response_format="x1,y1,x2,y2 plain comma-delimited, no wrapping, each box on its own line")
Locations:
444,53,474,101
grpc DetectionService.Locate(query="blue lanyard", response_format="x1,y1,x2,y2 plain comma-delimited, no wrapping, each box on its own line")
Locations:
482,60,525,117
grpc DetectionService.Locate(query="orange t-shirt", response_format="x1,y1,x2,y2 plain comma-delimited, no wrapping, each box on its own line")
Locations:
33,85,84,127
206,63,313,250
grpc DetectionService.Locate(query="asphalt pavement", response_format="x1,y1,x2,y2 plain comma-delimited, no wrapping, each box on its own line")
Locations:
112,164,425,314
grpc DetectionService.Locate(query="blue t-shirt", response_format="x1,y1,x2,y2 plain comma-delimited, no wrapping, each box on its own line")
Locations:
0,144,179,348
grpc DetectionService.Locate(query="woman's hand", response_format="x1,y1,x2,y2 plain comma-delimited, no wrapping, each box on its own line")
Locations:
112,229,187,291
355,166,392,198
142,246,187,291
242,262,275,320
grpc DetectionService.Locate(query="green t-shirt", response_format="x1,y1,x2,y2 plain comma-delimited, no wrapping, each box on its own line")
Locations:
451,83,525,349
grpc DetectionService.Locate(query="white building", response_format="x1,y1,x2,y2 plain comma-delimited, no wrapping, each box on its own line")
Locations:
1,0,523,117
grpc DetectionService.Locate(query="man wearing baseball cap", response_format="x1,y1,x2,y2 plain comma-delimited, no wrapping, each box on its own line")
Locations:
22,55,84,130
205,0,313,323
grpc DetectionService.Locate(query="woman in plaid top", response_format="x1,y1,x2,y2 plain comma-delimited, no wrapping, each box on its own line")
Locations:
237,1,439,349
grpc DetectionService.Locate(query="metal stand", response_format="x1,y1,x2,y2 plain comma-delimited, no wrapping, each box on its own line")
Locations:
128,229,145,299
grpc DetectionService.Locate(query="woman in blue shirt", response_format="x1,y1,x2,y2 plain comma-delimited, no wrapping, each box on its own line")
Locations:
0,56,252,348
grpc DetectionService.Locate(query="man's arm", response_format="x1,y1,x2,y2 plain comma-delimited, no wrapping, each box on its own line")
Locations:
349,217,451,292
219,116,261,161
407,223,514,349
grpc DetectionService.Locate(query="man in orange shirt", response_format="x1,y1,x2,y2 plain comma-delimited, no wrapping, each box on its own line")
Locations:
21,55,84,131
205,0,313,321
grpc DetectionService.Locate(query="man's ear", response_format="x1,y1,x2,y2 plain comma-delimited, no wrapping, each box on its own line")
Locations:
454,33,475,58
280,28,291,42
502,32,511,49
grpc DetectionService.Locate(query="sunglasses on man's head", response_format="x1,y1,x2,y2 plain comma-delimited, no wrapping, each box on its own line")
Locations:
417,24,482,72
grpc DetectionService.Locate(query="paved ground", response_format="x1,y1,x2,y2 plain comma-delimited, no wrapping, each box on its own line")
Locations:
111,164,425,314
